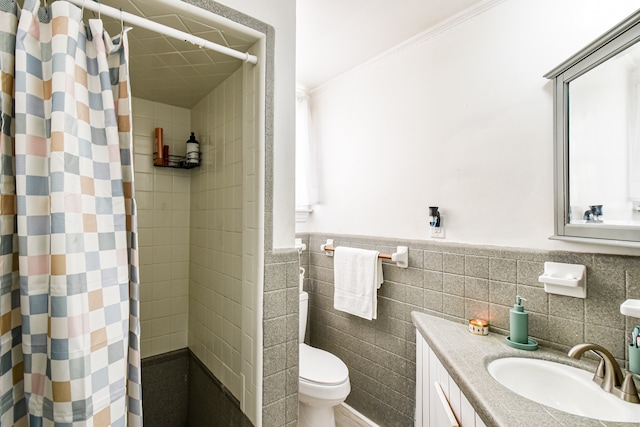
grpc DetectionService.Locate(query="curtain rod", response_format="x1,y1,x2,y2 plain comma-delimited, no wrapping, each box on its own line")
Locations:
63,0,258,65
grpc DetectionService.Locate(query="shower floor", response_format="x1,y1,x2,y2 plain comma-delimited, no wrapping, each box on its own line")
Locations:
142,349,252,427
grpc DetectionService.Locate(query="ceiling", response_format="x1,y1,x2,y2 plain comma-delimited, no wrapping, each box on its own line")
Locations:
97,0,256,109
296,0,484,91
94,0,485,106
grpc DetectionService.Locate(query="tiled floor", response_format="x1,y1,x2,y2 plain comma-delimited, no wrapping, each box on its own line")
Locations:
141,349,251,427
143,350,377,427
335,405,376,427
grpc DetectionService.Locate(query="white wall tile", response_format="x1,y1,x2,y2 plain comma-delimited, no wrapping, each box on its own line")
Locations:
133,65,252,403
133,135,152,155
135,172,153,192
132,97,192,359
188,69,246,398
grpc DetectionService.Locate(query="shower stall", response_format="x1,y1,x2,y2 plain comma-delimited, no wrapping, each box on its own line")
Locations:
0,0,302,425
116,0,268,424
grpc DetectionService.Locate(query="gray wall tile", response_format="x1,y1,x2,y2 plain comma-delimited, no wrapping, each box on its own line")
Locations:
489,257,517,283
265,263,287,292
263,252,298,427
489,280,516,307
264,371,286,405
464,298,489,321
443,294,465,318
516,260,544,286
424,289,443,313
465,277,489,301
465,255,489,279
264,289,287,320
443,273,465,296
585,323,626,361
515,284,548,314
263,317,286,348
489,303,509,331
549,294,584,321
424,251,443,271
548,315,583,347
297,233,640,427
443,252,464,275
424,270,443,291
264,344,287,376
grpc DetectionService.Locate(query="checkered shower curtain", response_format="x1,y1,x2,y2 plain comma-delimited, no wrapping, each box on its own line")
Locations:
1,0,142,425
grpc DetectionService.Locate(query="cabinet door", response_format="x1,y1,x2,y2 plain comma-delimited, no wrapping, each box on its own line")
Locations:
416,329,483,427
416,333,424,426
459,391,477,426
419,335,431,426
432,381,460,427
429,348,460,427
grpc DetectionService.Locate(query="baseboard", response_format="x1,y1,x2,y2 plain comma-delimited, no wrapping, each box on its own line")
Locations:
340,403,381,427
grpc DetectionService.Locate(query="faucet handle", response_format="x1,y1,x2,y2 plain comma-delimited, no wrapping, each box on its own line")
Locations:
621,372,640,404
591,355,605,387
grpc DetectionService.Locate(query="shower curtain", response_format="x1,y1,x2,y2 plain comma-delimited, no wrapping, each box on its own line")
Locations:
0,0,142,425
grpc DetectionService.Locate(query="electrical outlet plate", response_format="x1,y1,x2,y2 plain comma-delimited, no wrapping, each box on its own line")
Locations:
430,226,445,238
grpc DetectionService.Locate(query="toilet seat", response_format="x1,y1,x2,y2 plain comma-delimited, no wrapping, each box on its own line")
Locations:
299,344,349,385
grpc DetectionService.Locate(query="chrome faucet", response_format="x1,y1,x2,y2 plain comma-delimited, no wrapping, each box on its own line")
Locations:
569,343,640,403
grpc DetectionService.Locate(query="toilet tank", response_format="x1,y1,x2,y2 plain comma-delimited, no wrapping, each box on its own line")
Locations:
299,291,308,343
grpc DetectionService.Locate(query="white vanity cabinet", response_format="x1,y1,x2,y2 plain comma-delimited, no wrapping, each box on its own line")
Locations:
415,332,487,427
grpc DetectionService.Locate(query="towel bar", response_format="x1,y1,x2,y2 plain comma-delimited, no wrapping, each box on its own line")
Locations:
320,240,409,268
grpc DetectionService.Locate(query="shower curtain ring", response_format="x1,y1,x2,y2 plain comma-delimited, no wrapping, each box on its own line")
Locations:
81,0,86,18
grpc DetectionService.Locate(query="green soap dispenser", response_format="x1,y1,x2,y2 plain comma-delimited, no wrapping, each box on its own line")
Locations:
510,296,528,344
506,296,538,350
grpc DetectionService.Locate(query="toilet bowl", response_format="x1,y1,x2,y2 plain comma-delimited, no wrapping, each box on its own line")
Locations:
299,291,351,427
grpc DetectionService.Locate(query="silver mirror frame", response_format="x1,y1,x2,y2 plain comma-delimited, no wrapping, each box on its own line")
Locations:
545,9,640,247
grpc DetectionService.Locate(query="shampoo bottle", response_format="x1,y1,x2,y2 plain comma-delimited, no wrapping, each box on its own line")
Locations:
510,296,529,344
186,132,200,165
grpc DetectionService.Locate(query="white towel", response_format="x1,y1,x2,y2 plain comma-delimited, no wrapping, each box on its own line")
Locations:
333,246,384,320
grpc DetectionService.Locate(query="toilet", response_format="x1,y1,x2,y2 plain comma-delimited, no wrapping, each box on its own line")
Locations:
298,291,351,427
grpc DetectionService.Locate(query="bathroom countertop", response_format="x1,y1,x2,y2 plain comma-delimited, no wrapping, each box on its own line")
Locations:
411,311,639,427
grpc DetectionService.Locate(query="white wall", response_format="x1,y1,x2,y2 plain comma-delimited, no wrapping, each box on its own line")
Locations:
302,0,640,254
218,0,297,249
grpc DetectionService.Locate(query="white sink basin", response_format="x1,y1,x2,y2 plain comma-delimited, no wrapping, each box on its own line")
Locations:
487,357,640,422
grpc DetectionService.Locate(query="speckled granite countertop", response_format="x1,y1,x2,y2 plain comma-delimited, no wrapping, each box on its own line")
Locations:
411,311,640,427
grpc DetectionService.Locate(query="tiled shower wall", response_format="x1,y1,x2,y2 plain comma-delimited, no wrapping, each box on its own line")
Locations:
297,232,640,427
132,98,191,358
189,68,245,400
131,2,292,424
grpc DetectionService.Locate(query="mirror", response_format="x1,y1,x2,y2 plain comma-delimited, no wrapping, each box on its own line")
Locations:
546,9,640,245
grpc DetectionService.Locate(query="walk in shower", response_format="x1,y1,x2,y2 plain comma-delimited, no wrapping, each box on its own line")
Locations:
104,0,267,424
0,0,299,424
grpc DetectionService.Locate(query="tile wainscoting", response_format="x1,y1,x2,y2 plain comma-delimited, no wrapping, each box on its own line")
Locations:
297,233,640,427
263,250,300,427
